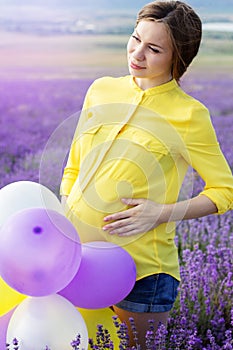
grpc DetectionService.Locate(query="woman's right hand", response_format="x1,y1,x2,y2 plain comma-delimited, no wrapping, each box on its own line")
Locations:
61,195,68,210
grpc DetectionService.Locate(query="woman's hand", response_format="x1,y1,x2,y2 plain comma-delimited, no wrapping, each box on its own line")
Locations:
102,198,165,237
102,195,217,237
61,195,68,210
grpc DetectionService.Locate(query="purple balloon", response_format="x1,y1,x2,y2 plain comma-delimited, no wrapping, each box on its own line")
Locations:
0,208,82,296
59,241,136,309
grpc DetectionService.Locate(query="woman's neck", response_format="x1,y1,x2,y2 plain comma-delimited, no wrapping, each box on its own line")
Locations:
134,75,173,91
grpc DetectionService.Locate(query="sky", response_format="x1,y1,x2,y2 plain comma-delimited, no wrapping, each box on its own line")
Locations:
0,0,145,9
0,0,232,10
0,0,145,22
0,0,232,22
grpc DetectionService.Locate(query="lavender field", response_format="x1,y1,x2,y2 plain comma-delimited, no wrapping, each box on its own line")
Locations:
1,73,232,194
0,0,233,344
0,71,233,348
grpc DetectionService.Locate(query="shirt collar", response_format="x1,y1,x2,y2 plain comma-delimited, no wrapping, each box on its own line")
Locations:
129,75,178,95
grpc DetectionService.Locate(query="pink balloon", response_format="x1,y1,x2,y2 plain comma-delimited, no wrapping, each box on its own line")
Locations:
59,241,136,309
0,308,15,349
0,208,82,296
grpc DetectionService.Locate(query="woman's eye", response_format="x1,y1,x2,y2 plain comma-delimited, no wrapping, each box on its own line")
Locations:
132,35,140,42
149,46,160,53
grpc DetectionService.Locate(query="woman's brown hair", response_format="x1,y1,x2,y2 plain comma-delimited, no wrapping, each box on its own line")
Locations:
136,1,202,82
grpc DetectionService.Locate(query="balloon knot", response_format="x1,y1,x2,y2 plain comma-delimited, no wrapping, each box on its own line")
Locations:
33,226,43,234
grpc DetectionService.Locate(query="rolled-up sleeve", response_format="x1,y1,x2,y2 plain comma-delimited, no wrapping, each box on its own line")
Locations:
182,105,233,214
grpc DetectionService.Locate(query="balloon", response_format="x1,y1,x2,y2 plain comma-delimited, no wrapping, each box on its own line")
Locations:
7,294,88,350
59,241,136,309
0,181,64,228
78,307,120,348
0,208,82,296
0,308,15,349
0,277,26,316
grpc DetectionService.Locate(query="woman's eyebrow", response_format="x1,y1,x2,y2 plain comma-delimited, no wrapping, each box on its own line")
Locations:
135,30,164,49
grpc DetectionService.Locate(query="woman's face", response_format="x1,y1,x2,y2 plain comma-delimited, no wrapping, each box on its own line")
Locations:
127,20,174,89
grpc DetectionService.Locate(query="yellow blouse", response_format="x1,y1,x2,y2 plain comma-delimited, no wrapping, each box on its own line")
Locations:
60,76,233,281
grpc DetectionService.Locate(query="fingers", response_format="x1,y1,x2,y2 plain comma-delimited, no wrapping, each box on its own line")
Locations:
103,198,145,223
121,198,144,206
103,219,139,236
103,208,134,223
118,227,140,237
103,217,132,233
102,198,155,237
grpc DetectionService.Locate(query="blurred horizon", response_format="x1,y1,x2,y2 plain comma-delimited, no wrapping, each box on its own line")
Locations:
0,0,233,36
1,0,233,11
0,0,232,80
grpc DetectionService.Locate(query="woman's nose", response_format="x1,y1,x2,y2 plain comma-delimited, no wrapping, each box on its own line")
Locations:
132,45,145,61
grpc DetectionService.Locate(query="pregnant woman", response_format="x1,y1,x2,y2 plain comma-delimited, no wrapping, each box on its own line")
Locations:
60,1,233,348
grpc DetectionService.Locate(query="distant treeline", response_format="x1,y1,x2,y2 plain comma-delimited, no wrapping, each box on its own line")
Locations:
1,9,233,37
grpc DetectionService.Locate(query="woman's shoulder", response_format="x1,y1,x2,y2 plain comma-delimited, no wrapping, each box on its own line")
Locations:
177,84,208,112
86,75,132,103
90,75,130,90
173,84,211,123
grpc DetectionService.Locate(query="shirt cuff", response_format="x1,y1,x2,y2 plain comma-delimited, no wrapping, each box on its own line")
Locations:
199,189,233,215
60,178,75,197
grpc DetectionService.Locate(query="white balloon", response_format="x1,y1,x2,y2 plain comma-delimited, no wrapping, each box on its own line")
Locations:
0,181,64,227
7,294,88,350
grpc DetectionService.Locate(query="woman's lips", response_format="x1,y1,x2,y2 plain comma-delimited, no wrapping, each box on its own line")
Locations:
130,62,146,70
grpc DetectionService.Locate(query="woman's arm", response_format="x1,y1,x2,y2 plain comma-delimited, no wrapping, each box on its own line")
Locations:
102,195,217,236
160,194,217,222
61,195,68,210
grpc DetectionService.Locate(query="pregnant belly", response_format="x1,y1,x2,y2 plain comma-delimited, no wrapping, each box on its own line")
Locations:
66,157,166,244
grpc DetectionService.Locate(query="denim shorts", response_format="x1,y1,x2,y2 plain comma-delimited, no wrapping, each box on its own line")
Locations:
115,273,180,313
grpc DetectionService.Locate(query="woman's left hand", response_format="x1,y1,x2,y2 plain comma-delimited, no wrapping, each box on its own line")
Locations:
102,198,164,236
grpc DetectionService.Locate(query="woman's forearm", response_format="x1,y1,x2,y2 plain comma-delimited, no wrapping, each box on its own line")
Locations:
161,194,218,224
102,195,218,236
